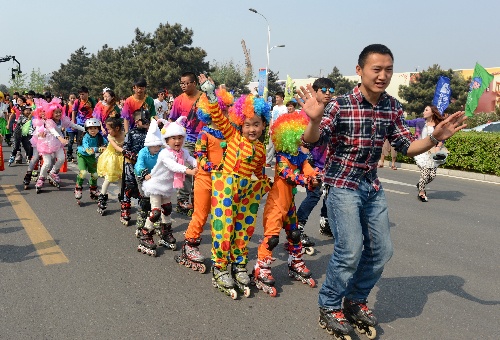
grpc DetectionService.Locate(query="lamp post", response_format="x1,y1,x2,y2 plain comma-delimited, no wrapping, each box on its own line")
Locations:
249,8,285,98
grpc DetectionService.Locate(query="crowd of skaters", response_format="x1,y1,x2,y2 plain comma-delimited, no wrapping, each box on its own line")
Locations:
0,43,468,338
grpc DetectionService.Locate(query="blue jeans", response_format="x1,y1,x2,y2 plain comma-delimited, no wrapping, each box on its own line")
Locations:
318,177,393,309
296,185,328,223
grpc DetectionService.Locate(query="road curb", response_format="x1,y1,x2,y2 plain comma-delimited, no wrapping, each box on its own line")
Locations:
383,161,500,184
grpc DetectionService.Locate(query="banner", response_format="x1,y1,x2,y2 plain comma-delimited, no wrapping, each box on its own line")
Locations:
283,75,295,104
465,63,494,117
257,68,267,97
432,76,451,115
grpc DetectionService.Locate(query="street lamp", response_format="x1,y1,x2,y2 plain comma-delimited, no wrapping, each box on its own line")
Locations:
249,8,285,98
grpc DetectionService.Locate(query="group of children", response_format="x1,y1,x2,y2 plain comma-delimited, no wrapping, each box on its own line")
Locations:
5,75,333,300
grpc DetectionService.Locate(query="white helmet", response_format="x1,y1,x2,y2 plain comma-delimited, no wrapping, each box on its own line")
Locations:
85,118,101,128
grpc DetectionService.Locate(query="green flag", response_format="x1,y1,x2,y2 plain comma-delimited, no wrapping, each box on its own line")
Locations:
465,63,494,117
283,75,295,104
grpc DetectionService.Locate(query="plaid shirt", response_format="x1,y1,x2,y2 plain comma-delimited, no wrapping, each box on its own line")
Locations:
305,85,413,190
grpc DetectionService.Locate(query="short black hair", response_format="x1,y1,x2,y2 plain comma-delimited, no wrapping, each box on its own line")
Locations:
275,91,285,98
133,77,147,87
358,44,394,68
79,86,89,94
312,78,335,91
285,100,296,107
181,72,197,84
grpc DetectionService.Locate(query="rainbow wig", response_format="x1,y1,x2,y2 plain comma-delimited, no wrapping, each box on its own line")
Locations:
228,94,271,127
271,112,309,155
197,88,234,125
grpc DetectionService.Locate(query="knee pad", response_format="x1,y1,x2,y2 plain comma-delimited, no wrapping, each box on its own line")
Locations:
90,172,98,181
287,229,301,243
161,203,172,216
149,208,162,223
139,197,151,211
265,235,280,251
78,169,88,178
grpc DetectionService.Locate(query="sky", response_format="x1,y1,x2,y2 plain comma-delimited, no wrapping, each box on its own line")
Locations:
2,0,500,90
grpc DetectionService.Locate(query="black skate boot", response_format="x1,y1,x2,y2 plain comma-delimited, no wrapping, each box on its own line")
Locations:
137,228,157,256
89,185,99,200
176,199,193,216
97,193,108,216
157,222,176,250
288,253,315,287
74,185,83,204
319,216,334,238
23,171,32,190
175,238,206,273
120,202,131,226
343,299,377,339
319,308,353,339
231,263,251,298
252,256,277,297
211,265,237,299
298,222,315,255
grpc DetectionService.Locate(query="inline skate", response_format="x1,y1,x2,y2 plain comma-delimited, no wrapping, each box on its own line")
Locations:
89,185,99,200
137,228,157,256
15,153,22,164
35,176,45,194
176,199,193,216
23,171,32,190
252,256,277,297
298,222,315,255
231,263,251,298
288,253,315,287
318,308,353,340
97,193,108,216
120,202,131,226
48,171,61,189
8,155,14,167
175,238,206,273
157,222,176,250
74,185,83,204
343,299,377,339
319,216,333,237
211,266,237,299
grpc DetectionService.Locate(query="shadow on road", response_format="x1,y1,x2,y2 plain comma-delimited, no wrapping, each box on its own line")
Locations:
375,275,500,323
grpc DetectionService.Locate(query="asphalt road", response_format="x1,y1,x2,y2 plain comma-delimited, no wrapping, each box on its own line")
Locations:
0,147,499,340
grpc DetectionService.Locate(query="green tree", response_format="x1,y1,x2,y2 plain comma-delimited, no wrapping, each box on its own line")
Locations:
49,46,91,98
398,64,469,115
267,69,282,98
327,66,357,96
28,68,48,94
210,60,249,96
8,72,28,94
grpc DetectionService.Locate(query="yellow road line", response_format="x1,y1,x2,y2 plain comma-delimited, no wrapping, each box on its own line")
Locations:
1,185,69,265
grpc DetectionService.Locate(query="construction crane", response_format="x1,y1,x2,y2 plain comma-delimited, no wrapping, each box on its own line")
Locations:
0,55,22,79
241,40,253,83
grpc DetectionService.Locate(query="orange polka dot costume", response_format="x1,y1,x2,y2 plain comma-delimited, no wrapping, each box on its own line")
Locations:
255,112,319,287
206,93,271,271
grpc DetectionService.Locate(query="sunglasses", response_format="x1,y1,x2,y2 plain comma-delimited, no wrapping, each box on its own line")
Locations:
319,87,335,94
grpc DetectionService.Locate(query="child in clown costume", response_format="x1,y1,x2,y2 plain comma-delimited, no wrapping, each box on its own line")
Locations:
175,88,232,273
198,74,271,298
254,112,320,295
138,117,197,257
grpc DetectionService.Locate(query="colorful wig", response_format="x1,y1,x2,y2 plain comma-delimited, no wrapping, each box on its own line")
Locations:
32,98,48,119
42,97,63,119
228,94,271,127
197,89,234,125
271,112,309,155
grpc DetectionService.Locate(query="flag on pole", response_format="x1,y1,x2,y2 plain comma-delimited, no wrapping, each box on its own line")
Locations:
432,76,451,115
283,75,295,104
465,63,494,117
257,68,267,97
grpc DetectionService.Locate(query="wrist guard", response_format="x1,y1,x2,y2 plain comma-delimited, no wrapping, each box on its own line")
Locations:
200,80,217,103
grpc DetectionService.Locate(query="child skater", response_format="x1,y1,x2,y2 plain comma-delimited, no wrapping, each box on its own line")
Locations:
133,119,164,235
96,116,125,215
119,109,150,225
74,118,108,204
254,112,320,296
45,98,85,188
199,74,271,299
175,88,232,273
137,117,197,257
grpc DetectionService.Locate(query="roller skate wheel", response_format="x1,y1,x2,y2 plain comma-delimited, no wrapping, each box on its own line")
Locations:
305,247,315,255
169,243,177,251
268,287,277,297
308,278,316,288
150,250,157,257
77,200,81,205
334,334,351,340
243,286,251,298
185,261,192,268
326,327,335,335
211,279,218,288
318,317,327,329
198,264,207,274
229,289,238,300
187,210,193,217
366,326,376,339
137,246,142,252
24,185,28,190
174,255,182,264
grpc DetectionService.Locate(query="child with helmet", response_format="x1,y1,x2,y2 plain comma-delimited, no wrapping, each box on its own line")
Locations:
74,117,108,204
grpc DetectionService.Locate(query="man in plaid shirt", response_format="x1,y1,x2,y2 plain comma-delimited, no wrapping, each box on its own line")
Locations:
299,44,467,336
